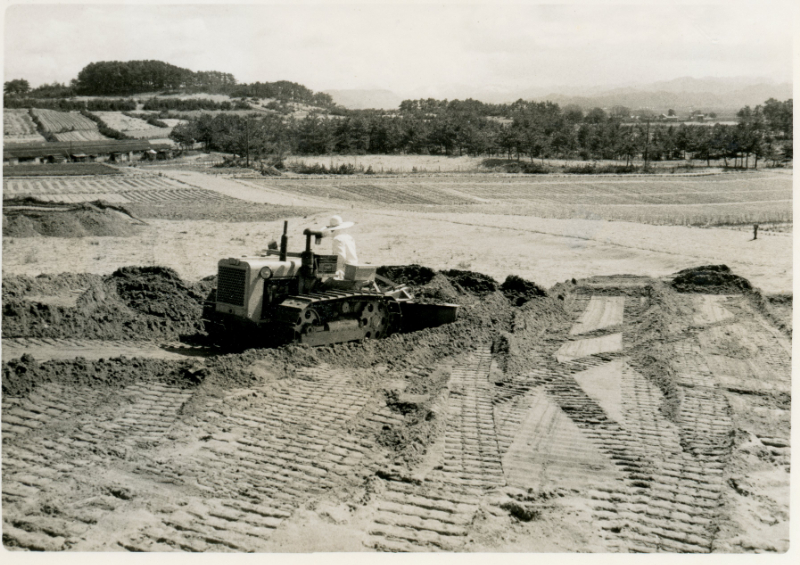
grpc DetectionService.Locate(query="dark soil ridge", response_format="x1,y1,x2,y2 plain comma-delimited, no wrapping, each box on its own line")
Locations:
3,197,145,238
671,264,753,294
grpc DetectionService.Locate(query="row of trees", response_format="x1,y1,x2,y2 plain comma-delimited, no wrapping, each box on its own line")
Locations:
170,98,792,168
141,98,251,111
5,97,137,111
228,81,335,108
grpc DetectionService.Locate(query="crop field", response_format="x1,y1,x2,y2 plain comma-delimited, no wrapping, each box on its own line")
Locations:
3,173,225,204
93,112,153,131
3,164,121,177
4,109,40,135
3,109,47,144
30,109,99,133
52,130,111,142
247,171,791,226
93,112,174,139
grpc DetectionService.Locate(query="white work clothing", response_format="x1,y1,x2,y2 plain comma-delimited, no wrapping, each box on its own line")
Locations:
332,233,358,278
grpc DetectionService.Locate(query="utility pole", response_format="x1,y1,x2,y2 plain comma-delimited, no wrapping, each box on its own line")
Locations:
245,119,250,167
644,118,651,171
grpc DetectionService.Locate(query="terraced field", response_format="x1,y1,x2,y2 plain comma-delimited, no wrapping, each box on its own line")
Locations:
3,109,47,144
93,112,174,140
30,109,98,133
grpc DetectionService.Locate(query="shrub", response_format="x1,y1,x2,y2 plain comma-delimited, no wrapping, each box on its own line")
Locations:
290,162,361,175
563,164,639,174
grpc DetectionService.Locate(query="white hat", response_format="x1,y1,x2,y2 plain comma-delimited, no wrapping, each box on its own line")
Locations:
323,215,354,232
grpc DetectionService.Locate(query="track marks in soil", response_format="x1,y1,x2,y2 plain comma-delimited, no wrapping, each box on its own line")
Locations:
502,389,623,491
570,296,625,335
555,333,623,362
2,381,193,551
118,366,389,551
367,348,498,551
1,338,215,363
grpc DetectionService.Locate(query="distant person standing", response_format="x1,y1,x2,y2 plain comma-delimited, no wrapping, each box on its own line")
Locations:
323,215,358,278
753,223,759,240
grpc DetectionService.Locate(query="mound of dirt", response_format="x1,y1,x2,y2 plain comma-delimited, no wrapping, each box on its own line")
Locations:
3,198,144,238
2,268,207,340
671,265,753,294
411,273,460,302
2,273,103,301
110,266,205,323
376,265,436,286
500,275,548,306
440,269,498,297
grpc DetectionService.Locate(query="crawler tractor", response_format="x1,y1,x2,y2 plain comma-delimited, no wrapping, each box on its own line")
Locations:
203,222,458,347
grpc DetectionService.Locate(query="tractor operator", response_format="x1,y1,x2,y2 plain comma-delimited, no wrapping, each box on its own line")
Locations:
322,215,358,279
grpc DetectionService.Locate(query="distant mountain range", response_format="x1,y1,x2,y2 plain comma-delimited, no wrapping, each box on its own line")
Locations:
324,89,404,110
325,77,792,112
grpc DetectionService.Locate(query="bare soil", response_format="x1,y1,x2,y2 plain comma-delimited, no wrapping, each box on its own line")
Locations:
1,166,791,554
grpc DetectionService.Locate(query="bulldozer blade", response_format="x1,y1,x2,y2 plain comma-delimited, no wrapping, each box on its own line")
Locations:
399,302,459,333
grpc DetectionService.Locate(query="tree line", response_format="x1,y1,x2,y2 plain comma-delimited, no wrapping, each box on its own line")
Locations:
141,98,251,111
5,60,337,108
170,98,792,169
5,98,137,111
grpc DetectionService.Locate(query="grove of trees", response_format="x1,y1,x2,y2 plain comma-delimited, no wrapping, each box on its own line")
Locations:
171,97,793,169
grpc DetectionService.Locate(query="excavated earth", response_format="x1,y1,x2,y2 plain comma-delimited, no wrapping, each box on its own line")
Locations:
1,265,791,553
3,198,146,238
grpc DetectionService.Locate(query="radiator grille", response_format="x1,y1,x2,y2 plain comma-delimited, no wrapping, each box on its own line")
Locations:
217,266,247,306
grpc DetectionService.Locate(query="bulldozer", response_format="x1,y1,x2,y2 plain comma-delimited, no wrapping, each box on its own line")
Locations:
202,222,458,347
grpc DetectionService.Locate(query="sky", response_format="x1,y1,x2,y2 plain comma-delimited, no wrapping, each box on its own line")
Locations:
3,1,795,97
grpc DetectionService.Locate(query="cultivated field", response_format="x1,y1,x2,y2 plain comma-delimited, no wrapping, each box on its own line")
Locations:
3,172,224,204
30,109,99,133
242,170,792,226
3,109,47,144
93,112,175,140
3,163,120,177
92,112,152,131
52,130,110,142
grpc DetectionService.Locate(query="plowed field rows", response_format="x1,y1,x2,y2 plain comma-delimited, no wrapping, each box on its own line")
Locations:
3,175,226,204
91,114,175,139
4,110,45,143
248,172,791,225
30,109,98,133
92,112,152,131
52,130,110,142
245,178,475,206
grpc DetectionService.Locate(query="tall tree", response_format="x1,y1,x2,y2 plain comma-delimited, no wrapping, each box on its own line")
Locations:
4,79,30,96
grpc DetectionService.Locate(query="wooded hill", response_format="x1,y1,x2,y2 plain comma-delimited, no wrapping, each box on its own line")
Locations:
5,60,337,109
